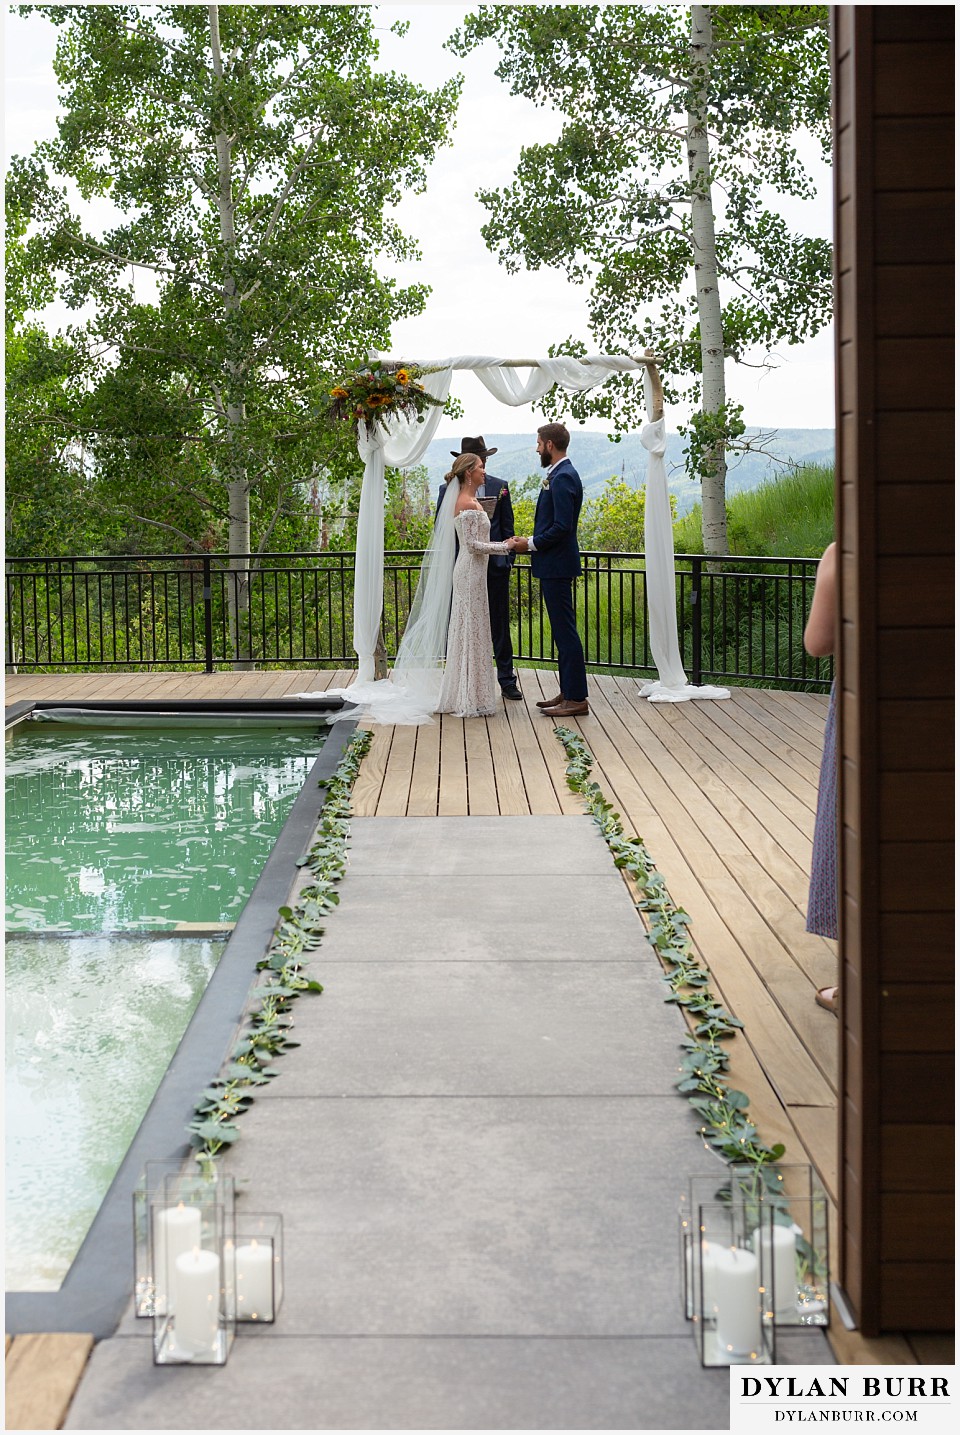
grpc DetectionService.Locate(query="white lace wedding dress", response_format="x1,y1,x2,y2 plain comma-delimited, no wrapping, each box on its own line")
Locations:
436,508,511,718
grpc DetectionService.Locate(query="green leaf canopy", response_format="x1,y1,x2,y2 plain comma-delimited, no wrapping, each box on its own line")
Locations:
9,3,462,557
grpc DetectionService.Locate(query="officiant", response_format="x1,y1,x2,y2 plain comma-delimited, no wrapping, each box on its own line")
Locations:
436,436,523,701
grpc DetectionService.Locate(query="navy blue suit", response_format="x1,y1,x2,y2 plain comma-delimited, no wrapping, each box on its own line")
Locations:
531,457,588,701
435,474,517,688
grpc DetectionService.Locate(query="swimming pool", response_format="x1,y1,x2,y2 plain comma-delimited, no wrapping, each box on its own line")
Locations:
5,717,328,1290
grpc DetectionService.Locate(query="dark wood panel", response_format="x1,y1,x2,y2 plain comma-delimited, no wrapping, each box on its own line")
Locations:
837,193,854,267
880,912,955,982
841,755,859,832
840,552,859,627
842,891,860,961
838,268,856,338
875,266,954,337
874,43,955,117
878,983,955,1049
840,611,860,683
874,8,955,43
879,1262,956,1332
878,699,954,769
838,338,857,409
841,1228,864,1322
878,1268,952,1331
877,629,954,697
838,413,856,473
875,192,956,264
835,49,853,125
881,1195,955,1260
877,487,955,555
838,120,856,202
874,411,954,479
879,771,954,841
844,1093,863,1171
844,1019,864,1114
881,1055,955,1122
879,845,955,912
876,337,955,409
877,556,955,626
874,116,955,190
842,954,866,1054
881,1125,955,1192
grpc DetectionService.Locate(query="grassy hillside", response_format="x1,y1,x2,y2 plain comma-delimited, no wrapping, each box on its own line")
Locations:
673,463,835,558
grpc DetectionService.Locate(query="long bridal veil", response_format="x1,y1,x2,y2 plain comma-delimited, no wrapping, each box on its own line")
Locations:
323,479,459,725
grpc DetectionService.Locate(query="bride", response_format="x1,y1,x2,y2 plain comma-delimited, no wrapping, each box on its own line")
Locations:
436,452,516,716
328,451,517,725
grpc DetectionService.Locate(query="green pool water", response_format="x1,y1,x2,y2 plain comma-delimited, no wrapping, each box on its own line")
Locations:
6,934,224,1291
5,718,326,1290
5,722,326,930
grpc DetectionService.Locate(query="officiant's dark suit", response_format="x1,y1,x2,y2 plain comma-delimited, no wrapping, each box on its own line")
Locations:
530,442,589,708
436,437,522,700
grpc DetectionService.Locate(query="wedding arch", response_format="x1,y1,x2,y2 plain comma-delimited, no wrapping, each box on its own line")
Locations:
345,352,728,704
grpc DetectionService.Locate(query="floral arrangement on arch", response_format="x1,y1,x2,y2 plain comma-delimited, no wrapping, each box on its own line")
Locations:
328,363,443,436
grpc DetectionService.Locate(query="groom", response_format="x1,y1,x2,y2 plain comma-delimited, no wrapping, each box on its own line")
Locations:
512,423,589,717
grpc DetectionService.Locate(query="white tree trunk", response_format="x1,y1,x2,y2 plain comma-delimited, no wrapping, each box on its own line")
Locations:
209,4,252,665
687,4,729,556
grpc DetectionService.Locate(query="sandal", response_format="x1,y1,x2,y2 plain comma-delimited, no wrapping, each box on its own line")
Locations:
815,985,839,1015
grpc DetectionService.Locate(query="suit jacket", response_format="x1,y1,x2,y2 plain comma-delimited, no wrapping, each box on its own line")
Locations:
435,473,515,571
530,457,583,579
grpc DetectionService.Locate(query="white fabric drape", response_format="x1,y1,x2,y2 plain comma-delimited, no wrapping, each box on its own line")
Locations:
350,365,452,682
637,369,729,703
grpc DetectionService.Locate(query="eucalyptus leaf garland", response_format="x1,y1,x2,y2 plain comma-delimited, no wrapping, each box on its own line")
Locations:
188,728,373,1165
553,725,785,1177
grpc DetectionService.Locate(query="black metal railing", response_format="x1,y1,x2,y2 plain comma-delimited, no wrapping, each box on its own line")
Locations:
5,550,833,690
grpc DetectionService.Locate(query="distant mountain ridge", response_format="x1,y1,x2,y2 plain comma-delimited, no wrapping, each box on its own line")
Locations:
419,429,835,516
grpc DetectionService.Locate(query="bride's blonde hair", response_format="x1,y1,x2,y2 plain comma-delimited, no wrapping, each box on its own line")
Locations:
443,453,481,485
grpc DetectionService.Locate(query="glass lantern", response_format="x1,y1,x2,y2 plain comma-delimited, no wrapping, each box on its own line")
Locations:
151,1180,236,1365
134,1159,235,1317
729,1163,830,1326
691,1201,775,1367
231,1213,284,1323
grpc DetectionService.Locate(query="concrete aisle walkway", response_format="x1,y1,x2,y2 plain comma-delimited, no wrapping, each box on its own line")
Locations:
67,817,831,1431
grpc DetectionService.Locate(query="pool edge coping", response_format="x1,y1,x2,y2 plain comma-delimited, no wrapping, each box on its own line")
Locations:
5,714,359,1339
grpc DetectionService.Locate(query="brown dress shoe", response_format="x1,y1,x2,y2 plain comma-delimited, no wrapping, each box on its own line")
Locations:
541,699,589,717
536,693,564,709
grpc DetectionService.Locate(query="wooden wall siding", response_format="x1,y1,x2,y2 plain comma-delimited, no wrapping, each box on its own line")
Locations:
833,5,955,1335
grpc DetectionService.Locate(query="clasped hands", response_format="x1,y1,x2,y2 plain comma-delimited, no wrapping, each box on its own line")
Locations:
506,535,530,554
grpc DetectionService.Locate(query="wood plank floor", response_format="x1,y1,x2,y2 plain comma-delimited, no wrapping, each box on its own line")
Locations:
14,664,909,1356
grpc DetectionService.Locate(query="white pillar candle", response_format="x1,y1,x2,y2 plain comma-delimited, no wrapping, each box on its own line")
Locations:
236,1238,274,1320
153,1203,201,1312
712,1247,762,1355
753,1223,798,1317
172,1247,220,1355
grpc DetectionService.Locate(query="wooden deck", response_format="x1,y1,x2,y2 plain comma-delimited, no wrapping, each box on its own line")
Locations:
8,665,945,1362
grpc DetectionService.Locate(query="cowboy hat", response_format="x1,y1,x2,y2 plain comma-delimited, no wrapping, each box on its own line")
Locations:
450,435,498,459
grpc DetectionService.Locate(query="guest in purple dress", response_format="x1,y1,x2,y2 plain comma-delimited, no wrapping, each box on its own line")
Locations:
804,541,839,1013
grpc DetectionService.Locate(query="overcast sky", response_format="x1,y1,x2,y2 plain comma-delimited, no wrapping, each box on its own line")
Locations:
4,1,836,437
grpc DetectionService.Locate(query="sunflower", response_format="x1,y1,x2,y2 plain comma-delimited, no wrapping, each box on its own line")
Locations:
396,368,410,385
330,386,349,399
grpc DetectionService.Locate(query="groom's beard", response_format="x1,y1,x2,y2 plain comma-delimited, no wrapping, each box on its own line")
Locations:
540,450,552,468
